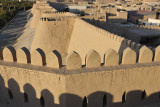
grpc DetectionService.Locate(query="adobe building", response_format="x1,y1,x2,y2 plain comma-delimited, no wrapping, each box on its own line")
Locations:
128,10,156,23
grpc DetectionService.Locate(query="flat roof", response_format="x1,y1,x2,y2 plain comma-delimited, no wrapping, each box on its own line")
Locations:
128,10,156,16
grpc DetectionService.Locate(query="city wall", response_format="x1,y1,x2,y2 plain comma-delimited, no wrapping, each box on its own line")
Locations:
0,64,66,107
30,2,140,65
2,2,160,107
84,18,160,43
31,17,75,60
0,45,160,107
68,18,142,64
31,16,144,64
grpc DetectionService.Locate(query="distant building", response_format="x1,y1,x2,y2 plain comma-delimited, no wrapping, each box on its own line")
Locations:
106,11,128,23
142,18,160,25
68,5,89,13
128,10,156,23
139,6,152,11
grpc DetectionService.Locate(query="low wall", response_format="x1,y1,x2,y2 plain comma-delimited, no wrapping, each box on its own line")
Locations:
1,59,160,107
65,63,160,107
0,62,66,107
0,45,160,107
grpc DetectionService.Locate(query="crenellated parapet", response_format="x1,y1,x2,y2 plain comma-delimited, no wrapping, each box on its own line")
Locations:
1,45,160,70
43,11,67,14
40,16,76,22
121,25,160,30
41,11,77,18
139,25,160,30
76,18,143,51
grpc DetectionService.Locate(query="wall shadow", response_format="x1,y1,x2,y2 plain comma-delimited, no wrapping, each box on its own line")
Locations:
0,75,8,104
8,78,23,106
88,91,113,107
126,90,143,105
41,89,58,107
60,93,82,107
23,83,40,107
0,77,159,107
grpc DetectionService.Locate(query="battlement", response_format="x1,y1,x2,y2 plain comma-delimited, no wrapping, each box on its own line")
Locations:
41,11,77,18
76,18,142,51
1,48,160,107
0,45,158,70
120,25,160,30
43,11,67,14
139,25,160,30
40,16,76,21
31,16,145,64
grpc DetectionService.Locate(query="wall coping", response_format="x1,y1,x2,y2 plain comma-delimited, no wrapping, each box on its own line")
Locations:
0,60,160,75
